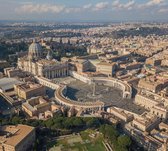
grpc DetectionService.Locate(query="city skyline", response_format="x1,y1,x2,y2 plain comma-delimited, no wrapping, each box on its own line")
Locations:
0,4,168,150
0,0,168,22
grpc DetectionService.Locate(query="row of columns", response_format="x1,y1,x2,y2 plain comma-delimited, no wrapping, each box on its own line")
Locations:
44,68,68,79
55,88,104,111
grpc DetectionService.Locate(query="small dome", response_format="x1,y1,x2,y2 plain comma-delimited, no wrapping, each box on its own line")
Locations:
28,41,42,60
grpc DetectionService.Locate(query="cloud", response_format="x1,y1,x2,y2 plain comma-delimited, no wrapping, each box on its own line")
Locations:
158,8,168,13
124,1,135,9
138,0,165,8
66,2,108,13
15,3,93,14
65,4,93,13
112,0,120,6
83,4,92,9
112,0,166,11
93,2,109,11
13,0,168,19
112,0,135,10
146,0,164,6
65,7,81,13
15,4,65,14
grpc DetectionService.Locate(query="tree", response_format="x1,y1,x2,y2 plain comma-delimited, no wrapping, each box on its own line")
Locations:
33,138,40,151
45,119,54,128
30,121,40,127
100,124,119,140
106,124,119,140
114,145,128,151
86,118,100,128
73,118,84,127
11,116,23,125
99,125,106,136
117,135,131,149
52,117,64,129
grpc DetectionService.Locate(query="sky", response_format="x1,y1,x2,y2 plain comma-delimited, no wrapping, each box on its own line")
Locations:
0,0,168,22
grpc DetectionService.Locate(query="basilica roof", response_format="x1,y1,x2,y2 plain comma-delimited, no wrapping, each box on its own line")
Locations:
37,59,59,66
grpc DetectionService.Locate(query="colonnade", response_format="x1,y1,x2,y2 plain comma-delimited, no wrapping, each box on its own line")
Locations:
44,68,68,79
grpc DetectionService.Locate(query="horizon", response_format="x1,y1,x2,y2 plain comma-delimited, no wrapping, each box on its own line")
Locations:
0,19,168,24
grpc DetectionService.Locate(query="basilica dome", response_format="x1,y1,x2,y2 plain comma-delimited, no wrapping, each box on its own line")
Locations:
28,41,42,60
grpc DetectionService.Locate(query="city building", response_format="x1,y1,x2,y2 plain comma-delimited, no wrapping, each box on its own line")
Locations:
0,77,22,93
22,96,60,118
0,72,3,78
138,76,168,93
14,82,45,100
0,60,10,70
4,67,22,78
0,124,35,151
132,112,161,132
135,90,168,121
107,107,133,122
96,62,117,76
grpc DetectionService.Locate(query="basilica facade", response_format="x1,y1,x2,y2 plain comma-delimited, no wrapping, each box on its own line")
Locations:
18,41,69,79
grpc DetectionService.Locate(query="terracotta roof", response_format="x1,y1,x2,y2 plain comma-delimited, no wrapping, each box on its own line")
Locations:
0,124,34,147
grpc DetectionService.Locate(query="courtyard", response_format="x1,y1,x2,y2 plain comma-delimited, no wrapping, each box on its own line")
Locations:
66,80,146,115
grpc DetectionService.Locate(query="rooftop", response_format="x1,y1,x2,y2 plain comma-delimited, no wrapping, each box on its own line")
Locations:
0,78,22,92
15,82,44,92
0,124,34,147
37,59,59,66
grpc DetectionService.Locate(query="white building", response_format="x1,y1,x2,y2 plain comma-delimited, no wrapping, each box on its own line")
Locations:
18,41,69,79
